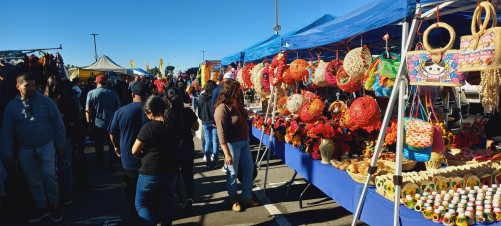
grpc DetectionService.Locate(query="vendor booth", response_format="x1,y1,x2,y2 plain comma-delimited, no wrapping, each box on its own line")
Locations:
70,55,133,82
229,0,501,225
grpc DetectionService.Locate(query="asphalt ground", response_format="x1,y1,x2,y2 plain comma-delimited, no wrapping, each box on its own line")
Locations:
0,136,368,226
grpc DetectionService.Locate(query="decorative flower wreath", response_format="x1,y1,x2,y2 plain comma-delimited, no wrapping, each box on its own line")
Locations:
325,59,343,86
242,63,255,89
261,65,272,92
252,64,270,97
269,52,287,86
289,59,310,81
277,97,291,115
336,66,362,93
236,68,246,90
349,96,381,128
286,94,305,115
312,60,330,87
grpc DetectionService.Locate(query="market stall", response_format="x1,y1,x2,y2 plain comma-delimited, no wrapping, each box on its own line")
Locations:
234,0,501,225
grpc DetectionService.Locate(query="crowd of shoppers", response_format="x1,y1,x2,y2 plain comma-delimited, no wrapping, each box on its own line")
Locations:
0,64,260,225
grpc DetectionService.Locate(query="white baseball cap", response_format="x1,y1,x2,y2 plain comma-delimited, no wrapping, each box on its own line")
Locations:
223,72,235,80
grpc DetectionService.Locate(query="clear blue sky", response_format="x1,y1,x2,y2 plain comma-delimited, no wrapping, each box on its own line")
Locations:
1,0,372,73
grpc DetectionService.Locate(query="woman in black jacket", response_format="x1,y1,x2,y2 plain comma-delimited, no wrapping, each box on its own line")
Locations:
197,80,219,167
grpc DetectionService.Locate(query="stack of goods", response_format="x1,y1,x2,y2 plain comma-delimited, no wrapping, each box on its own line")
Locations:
330,153,394,184
406,184,501,225
446,148,501,166
375,161,501,204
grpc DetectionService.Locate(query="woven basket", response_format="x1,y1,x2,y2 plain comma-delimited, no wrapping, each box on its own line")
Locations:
378,160,417,172
290,59,310,81
344,46,372,80
349,97,381,128
286,94,305,114
337,66,362,93
425,152,444,170
277,97,291,115
347,170,375,185
445,158,475,166
299,99,324,123
313,60,330,87
325,60,342,86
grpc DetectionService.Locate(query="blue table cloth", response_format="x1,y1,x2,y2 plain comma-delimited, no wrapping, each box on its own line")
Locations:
251,126,447,226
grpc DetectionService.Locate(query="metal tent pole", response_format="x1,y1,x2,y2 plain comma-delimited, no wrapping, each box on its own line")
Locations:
393,19,410,226
256,86,274,166
351,7,419,226
263,86,279,193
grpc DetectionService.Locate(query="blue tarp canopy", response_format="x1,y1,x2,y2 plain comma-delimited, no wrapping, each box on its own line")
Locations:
221,34,278,66
281,0,415,52
131,68,154,77
281,0,499,54
243,14,336,62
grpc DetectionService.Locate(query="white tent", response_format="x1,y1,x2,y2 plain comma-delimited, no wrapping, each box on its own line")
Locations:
83,55,133,75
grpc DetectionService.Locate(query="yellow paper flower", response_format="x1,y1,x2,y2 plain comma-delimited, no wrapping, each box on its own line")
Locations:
404,187,417,197
438,181,449,191
386,183,395,195
467,179,478,188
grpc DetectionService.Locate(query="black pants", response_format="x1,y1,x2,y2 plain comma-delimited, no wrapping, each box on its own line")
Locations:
93,126,117,165
123,169,139,217
178,141,195,199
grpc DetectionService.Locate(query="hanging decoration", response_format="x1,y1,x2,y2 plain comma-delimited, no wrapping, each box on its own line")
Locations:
299,99,324,123
337,66,362,93
349,97,381,128
269,52,287,86
242,63,255,89
286,94,305,115
344,46,372,81
325,59,342,86
328,101,346,120
289,59,310,81
277,96,291,115
313,60,329,87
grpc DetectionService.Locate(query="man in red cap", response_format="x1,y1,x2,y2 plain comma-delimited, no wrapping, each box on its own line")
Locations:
86,75,121,169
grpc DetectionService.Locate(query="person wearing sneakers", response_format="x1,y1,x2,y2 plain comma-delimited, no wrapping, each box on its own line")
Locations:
197,80,219,167
214,80,260,212
1,74,66,223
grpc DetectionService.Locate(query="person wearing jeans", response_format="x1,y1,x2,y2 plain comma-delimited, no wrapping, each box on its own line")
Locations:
202,124,219,166
214,79,260,212
132,96,181,225
197,80,219,167
108,82,149,219
135,172,177,225
1,74,66,223
57,137,73,205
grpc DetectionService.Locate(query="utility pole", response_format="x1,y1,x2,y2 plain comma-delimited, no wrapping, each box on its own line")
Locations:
201,50,206,63
90,33,99,62
273,0,281,35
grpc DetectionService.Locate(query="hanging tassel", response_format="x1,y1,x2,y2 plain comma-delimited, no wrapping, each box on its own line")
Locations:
480,69,501,113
